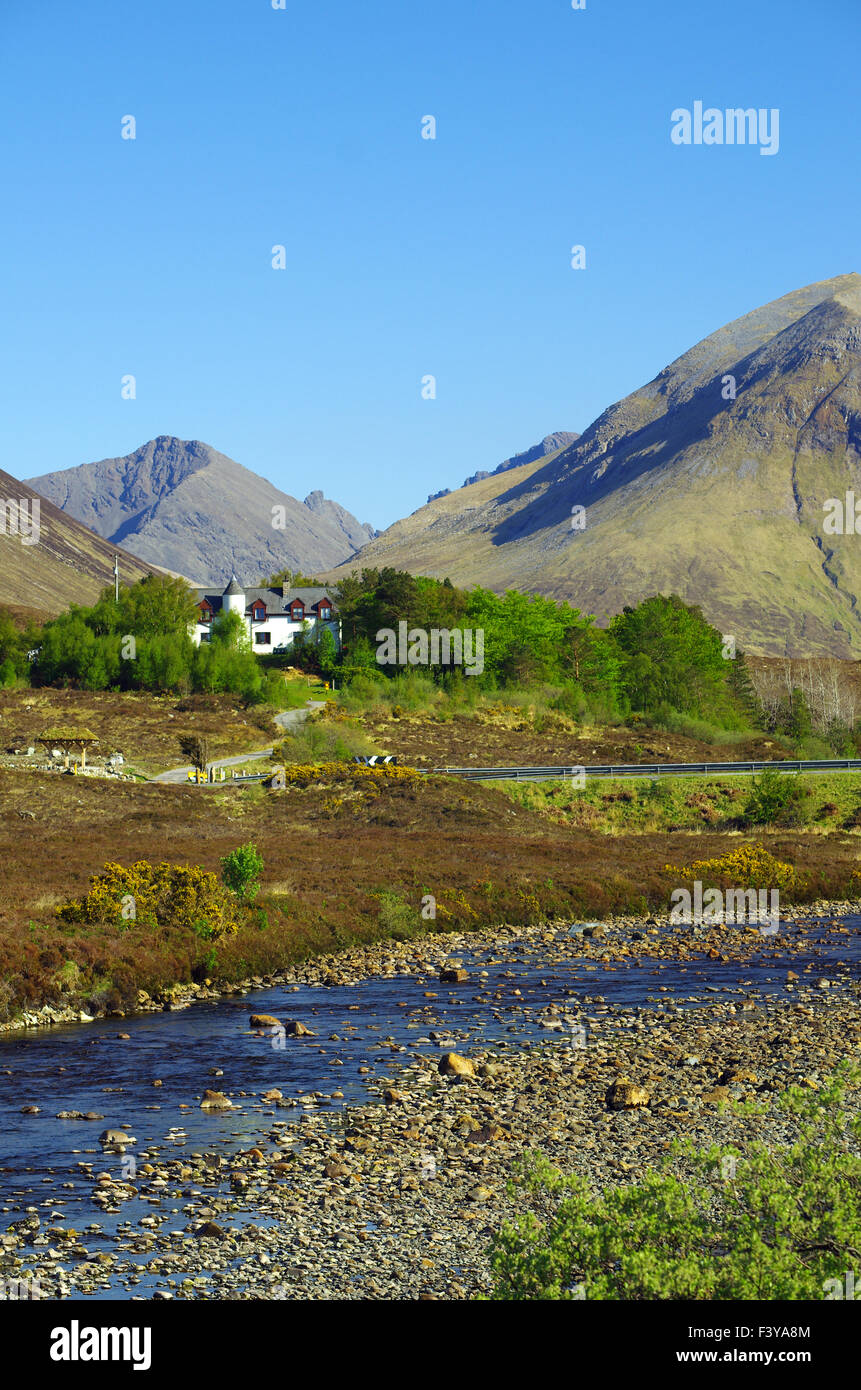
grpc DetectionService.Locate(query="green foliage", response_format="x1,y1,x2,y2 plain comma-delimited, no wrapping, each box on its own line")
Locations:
374,890,420,941
744,769,811,826
220,843,264,902
334,571,750,729
486,1068,861,1300
30,575,278,703
610,594,727,717
274,716,374,764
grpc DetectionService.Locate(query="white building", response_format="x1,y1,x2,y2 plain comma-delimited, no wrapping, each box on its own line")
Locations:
192,576,340,653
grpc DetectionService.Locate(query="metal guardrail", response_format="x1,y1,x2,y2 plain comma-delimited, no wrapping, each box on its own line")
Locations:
429,758,861,781
186,757,861,787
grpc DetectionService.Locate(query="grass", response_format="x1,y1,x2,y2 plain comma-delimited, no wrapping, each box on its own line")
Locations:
499,772,861,834
1,759,859,1023
331,680,792,769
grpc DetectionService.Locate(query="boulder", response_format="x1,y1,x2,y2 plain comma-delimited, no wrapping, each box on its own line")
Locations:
196,1221,228,1239
200,1090,233,1110
249,1014,282,1028
440,967,468,984
99,1128,136,1146
438,1052,476,1078
718,1067,756,1086
605,1079,650,1110
283,1019,315,1037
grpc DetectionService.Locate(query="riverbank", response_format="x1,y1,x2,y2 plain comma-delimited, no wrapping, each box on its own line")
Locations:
4,750,861,1026
2,894,860,1038
3,964,858,1301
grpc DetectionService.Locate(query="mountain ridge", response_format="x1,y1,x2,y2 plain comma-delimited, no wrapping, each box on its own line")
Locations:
27,437,377,585
324,272,861,657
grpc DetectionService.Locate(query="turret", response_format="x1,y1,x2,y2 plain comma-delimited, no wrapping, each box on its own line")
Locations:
222,574,245,616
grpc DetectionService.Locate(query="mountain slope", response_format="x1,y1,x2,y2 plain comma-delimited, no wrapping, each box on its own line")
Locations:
325,273,861,657
27,437,377,585
0,469,156,618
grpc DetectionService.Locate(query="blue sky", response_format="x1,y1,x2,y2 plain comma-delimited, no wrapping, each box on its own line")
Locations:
1,0,858,529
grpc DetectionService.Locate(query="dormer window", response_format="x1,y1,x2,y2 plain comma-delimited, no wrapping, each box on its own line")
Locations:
319,605,331,619
252,604,266,622
199,603,213,624
290,603,304,620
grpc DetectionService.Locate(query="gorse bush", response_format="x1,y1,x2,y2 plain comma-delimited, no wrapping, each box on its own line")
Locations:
664,844,801,893
486,1068,861,1300
269,761,424,789
56,860,241,939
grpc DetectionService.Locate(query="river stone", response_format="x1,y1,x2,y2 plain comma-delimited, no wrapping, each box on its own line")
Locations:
200,1090,233,1110
606,1080,650,1110
438,1052,476,1078
99,1129,136,1146
250,1014,282,1028
283,1020,315,1037
196,1221,228,1239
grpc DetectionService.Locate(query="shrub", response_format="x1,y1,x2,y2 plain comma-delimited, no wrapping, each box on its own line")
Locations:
220,843,264,902
744,769,810,826
486,1068,861,1300
664,844,800,894
56,860,241,939
374,890,420,941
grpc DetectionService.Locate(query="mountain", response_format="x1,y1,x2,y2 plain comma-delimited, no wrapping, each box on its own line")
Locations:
325,273,861,657
26,437,378,585
427,432,579,502
0,468,155,620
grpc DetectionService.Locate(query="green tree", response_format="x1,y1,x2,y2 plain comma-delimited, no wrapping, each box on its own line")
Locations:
610,594,727,716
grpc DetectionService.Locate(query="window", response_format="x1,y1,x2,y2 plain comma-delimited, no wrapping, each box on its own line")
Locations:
253,606,265,621
199,632,211,644
200,607,212,623
255,631,271,645
291,607,304,621
320,606,331,619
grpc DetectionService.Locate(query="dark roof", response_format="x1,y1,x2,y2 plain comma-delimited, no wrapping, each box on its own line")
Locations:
194,583,337,618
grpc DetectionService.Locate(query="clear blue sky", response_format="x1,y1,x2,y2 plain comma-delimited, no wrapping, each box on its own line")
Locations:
1,0,858,529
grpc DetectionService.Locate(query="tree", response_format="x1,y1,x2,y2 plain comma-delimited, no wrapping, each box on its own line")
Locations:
610,594,727,716
179,734,210,774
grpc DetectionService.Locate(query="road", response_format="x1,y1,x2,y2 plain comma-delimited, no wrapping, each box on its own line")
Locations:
151,701,326,784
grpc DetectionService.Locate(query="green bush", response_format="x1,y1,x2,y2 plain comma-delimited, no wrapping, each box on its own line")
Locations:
743,769,811,826
220,843,264,902
486,1068,861,1300
375,890,420,941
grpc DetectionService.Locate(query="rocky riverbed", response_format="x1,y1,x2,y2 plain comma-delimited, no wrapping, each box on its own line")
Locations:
1,905,859,1301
